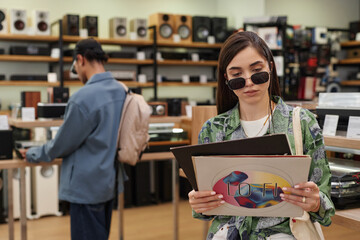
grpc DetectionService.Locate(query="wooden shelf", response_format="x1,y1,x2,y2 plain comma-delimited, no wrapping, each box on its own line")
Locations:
62,36,222,48
158,60,218,66
8,118,64,128
148,140,190,146
324,136,360,150
0,55,59,62
62,35,153,46
0,34,59,42
63,56,153,65
0,81,59,86
157,41,222,49
158,82,217,87
0,158,62,170
149,116,190,124
340,80,360,86
338,58,360,65
341,41,360,48
63,80,153,88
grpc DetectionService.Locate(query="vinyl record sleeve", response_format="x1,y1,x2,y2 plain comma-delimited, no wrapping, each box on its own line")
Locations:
193,155,311,217
170,133,292,190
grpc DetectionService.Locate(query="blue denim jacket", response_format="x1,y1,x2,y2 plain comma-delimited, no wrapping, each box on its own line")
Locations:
26,72,127,204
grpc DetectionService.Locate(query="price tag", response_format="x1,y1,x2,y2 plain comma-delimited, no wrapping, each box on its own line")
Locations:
182,75,190,84
0,115,9,130
322,114,339,136
346,116,360,139
21,107,35,121
173,34,180,43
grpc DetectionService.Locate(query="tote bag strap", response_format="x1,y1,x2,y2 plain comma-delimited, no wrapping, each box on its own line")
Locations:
292,106,303,156
291,106,325,240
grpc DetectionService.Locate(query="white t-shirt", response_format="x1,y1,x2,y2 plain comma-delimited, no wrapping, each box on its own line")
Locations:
241,114,270,137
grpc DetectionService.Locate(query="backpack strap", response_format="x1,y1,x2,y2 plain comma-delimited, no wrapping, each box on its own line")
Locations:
118,81,130,94
292,106,303,156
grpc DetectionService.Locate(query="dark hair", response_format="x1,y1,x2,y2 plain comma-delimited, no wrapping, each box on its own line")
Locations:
82,48,109,63
216,31,281,114
74,38,109,63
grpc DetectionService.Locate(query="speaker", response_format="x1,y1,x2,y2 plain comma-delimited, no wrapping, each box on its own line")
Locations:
350,21,360,41
82,16,98,37
109,17,127,39
0,130,13,160
62,14,79,36
130,18,147,40
21,91,41,119
33,10,50,35
148,102,168,116
47,87,69,103
0,170,6,223
149,13,175,42
10,9,27,34
192,16,211,42
32,165,62,218
0,8,8,34
174,15,192,43
212,17,227,43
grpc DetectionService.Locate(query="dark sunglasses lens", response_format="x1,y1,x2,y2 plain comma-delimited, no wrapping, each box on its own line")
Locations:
228,78,245,90
251,72,269,84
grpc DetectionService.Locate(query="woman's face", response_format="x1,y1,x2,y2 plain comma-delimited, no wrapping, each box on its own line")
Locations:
225,46,271,106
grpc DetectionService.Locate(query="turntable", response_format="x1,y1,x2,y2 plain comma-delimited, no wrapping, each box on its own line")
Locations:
329,158,360,209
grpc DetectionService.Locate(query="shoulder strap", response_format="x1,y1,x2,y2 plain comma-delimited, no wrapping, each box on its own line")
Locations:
292,106,303,156
118,81,129,93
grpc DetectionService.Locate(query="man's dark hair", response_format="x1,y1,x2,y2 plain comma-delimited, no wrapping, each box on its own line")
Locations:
73,38,108,63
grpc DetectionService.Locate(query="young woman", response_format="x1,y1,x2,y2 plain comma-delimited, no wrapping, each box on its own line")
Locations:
188,31,335,240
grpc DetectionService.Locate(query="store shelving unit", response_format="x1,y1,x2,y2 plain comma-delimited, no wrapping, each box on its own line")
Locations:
337,40,360,88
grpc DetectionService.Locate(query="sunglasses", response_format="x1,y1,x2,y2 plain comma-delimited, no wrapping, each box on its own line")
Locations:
70,60,77,75
226,71,270,90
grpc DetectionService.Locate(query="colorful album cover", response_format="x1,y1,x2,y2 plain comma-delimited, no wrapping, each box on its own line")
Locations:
193,155,311,217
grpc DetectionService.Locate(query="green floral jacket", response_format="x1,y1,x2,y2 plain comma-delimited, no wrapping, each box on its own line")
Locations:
193,97,335,240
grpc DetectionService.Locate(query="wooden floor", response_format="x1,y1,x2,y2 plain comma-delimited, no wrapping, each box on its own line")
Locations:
0,200,359,240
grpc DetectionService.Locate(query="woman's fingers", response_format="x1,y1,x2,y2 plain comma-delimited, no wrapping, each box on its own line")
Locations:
280,181,320,212
188,190,225,213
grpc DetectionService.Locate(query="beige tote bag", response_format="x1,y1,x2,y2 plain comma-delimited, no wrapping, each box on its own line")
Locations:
290,107,325,240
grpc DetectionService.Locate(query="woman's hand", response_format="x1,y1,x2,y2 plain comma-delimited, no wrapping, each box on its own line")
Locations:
280,181,320,212
188,190,225,214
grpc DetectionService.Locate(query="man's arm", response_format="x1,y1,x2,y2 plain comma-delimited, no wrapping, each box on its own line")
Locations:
26,102,95,163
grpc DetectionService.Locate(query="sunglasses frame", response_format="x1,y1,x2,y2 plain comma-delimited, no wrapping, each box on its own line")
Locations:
70,60,77,75
225,71,271,90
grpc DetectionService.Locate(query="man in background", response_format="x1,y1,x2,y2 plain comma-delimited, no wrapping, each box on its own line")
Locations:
20,38,127,240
